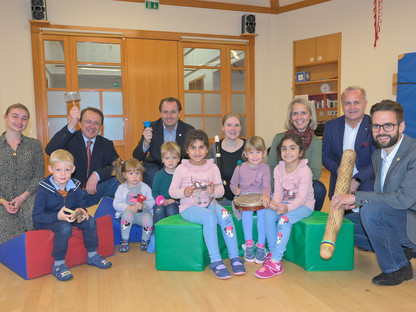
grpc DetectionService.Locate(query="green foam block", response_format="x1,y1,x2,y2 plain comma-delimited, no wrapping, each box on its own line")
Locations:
283,211,354,271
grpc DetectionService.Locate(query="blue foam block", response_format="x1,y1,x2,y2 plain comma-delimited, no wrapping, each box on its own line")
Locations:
94,197,142,245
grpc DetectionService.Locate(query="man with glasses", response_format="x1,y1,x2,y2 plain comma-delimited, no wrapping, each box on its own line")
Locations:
323,86,376,248
46,106,119,206
331,100,416,286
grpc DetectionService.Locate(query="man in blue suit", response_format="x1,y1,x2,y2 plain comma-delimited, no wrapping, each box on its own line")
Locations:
331,100,416,286
46,106,120,207
133,97,194,187
323,86,376,247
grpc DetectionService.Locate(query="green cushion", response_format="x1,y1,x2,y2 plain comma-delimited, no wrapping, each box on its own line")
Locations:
283,211,354,271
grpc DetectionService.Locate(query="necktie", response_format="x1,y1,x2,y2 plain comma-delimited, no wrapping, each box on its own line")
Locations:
86,140,92,179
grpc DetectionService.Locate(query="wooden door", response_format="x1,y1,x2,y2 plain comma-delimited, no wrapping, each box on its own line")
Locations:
125,39,179,158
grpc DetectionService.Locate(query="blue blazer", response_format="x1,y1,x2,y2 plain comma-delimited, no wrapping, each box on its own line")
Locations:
322,115,376,198
45,126,119,185
133,118,194,167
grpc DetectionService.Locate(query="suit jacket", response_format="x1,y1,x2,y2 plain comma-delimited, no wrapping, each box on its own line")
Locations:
355,134,416,244
45,125,119,184
132,118,194,167
322,114,376,198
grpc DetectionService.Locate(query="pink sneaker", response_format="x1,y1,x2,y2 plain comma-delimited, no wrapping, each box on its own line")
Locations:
264,252,272,264
254,260,283,279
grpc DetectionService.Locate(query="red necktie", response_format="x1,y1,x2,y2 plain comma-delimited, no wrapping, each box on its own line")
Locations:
86,140,92,179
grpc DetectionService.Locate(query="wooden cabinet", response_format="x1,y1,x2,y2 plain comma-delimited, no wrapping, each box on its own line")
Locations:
294,33,340,66
293,33,341,123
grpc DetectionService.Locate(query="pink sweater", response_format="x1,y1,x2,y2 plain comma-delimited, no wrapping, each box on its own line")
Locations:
169,159,225,212
273,159,315,212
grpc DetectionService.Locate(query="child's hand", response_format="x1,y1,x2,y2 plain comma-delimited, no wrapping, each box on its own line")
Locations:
58,206,74,222
260,194,270,208
206,182,214,195
164,199,176,206
184,186,195,197
276,203,289,215
268,200,278,211
130,202,143,213
234,187,241,196
75,208,89,221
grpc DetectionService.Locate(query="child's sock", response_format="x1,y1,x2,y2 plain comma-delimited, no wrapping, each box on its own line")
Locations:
88,251,97,259
54,259,65,267
245,239,254,247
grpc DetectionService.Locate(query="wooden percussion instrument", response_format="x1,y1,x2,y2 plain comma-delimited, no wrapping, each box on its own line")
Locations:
233,193,264,211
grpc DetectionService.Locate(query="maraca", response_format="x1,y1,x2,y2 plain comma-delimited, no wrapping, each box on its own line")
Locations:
237,160,243,188
155,195,166,206
128,193,147,204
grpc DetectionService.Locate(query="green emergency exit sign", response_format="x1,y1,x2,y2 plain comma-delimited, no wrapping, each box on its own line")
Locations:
145,0,159,9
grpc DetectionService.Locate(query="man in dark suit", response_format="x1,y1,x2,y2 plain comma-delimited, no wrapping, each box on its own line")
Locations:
46,106,119,207
331,100,416,286
133,97,194,186
322,86,376,249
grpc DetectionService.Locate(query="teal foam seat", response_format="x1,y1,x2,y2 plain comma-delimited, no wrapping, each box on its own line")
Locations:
283,211,354,271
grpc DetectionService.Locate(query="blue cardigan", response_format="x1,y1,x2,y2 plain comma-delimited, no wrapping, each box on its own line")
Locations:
33,176,84,225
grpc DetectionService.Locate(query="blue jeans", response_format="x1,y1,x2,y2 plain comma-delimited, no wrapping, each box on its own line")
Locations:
142,162,163,188
35,218,98,261
121,209,153,242
82,177,120,207
181,202,239,262
264,206,312,262
313,180,327,211
344,210,373,251
242,209,265,245
153,202,179,226
361,202,416,273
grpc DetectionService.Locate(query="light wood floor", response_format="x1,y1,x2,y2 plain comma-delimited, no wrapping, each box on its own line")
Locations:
1,169,416,312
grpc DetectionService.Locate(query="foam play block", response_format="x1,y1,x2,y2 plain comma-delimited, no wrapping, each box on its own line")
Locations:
155,206,259,271
94,197,142,245
0,215,114,280
283,211,354,271
156,214,210,271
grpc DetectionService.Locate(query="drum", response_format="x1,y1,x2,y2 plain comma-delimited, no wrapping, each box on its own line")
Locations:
233,193,264,211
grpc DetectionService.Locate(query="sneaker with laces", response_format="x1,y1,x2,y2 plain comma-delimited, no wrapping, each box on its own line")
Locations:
255,246,267,264
141,240,150,251
87,254,112,269
119,239,129,253
254,259,283,279
230,257,246,275
209,260,231,279
244,245,255,262
52,264,73,281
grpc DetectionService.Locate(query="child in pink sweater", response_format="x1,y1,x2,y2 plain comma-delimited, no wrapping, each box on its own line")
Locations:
169,130,245,279
255,133,314,279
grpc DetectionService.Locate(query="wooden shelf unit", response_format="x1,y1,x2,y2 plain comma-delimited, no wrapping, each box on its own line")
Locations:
293,33,341,123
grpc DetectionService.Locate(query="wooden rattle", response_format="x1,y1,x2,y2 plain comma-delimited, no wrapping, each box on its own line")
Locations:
320,149,356,260
64,208,85,223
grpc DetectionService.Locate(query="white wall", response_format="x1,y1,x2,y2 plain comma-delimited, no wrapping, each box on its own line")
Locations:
1,0,416,147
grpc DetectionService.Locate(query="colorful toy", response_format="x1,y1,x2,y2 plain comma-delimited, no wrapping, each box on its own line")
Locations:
64,208,85,223
143,121,151,128
128,193,147,204
155,195,166,206
320,149,356,260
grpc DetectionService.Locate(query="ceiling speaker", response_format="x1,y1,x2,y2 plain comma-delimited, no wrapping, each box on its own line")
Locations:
241,14,256,34
31,0,47,21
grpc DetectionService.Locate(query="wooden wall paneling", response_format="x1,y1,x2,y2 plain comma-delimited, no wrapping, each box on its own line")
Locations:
126,39,179,158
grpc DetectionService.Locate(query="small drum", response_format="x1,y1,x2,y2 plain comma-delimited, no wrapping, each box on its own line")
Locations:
233,193,264,211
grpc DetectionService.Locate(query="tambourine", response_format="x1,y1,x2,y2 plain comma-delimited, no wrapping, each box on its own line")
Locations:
233,193,264,211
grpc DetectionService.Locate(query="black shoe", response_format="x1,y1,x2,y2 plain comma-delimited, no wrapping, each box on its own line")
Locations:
404,248,416,261
372,263,413,286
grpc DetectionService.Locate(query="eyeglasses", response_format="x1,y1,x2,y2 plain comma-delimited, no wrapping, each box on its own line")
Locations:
370,123,398,132
82,119,101,127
